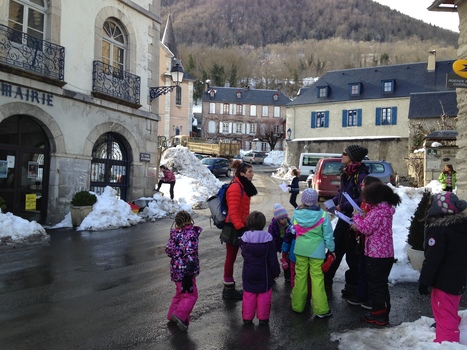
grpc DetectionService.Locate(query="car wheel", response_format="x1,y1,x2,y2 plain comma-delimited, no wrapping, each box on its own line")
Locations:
226,169,231,177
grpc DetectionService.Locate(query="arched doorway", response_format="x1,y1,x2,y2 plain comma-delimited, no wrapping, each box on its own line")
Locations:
0,116,50,223
90,133,130,200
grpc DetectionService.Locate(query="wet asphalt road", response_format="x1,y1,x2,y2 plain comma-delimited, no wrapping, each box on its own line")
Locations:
1,166,464,350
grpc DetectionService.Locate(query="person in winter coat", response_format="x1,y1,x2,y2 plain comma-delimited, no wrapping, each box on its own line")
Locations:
351,182,401,326
324,144,369,298
268,203,292,282
240,211,280,325
288,169,300,208
156,165,176,200
220,162,258,300
165,210,202,331
291,189,335,318
438,164,457,192
419,192,467,343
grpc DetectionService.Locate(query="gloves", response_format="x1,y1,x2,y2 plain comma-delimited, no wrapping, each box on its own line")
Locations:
418,284,429,295
237,227,247,237
181,275,193,293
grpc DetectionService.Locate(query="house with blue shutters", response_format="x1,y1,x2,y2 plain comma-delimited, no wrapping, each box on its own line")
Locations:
285,51,457,178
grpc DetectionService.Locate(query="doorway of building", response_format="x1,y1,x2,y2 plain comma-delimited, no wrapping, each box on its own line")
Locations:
0,116,50,223
90,133,130,200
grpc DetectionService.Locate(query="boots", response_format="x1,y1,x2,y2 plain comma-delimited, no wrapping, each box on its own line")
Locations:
222,283,243,300
362,307,389,326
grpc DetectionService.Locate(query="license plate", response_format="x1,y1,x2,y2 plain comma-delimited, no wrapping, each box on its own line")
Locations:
331,181,340,185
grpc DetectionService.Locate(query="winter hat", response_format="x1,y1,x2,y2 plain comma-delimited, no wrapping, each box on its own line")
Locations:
274,203,288,220
301,188,319,207
345,145,368,163
427,192,467,216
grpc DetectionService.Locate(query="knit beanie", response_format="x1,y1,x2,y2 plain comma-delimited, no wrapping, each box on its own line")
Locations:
301,188,318,207
345,145,368,163
273,203,288,220
427,192,467,216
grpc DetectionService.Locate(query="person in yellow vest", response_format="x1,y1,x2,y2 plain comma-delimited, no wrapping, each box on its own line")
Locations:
438,164,457,192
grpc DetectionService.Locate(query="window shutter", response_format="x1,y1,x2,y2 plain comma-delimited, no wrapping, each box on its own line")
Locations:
375,108,381,126
228,122,233,133
342,110,348,127
324,111,329,128
243,105,246,115
242,123,246,133
219,122,223,133
246,124,250,134
311,112,316,129
357,109,362,126
392,107,397,125
229,104,234,115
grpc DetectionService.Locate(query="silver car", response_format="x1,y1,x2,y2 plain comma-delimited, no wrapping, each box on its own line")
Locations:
242,152,265,164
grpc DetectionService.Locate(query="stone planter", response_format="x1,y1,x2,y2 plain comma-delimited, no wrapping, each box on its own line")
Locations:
407,247,425,271
70,206,93,227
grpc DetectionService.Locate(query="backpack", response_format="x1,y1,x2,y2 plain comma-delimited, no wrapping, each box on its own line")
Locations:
207,183,230,229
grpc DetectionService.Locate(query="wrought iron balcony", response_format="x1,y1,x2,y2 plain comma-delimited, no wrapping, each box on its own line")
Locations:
92,60,141,107
0,24,65,83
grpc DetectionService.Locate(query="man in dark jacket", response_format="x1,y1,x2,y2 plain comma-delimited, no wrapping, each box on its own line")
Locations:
324,145,368,298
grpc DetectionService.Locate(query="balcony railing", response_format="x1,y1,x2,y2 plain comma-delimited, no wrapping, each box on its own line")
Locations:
0,24,65,82
92,60,141,107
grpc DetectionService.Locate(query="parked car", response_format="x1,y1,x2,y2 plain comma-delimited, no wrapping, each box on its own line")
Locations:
312,158,396,199
194,153,207,160
201,157,231,177
242,152,265,164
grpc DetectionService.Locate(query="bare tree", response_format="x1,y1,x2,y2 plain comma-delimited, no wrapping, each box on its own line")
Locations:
257,123,283,150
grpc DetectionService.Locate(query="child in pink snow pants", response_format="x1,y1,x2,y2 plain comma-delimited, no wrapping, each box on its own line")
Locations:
165,210,202,331
240,211,280,325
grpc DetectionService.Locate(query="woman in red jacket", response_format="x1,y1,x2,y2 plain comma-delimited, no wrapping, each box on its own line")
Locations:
220,162,258,299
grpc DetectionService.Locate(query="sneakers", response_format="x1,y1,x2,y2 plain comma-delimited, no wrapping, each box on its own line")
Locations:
316,310,333,319
243,319,253,325
258,319,269,325
362,308,389,326
346,297,364,306
172,314,188,331
360,301,372,310
222,284,243,300
341,288,356,299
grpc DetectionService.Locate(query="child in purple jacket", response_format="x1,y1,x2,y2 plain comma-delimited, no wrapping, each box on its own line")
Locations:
240,211,281,325
165,210,202,331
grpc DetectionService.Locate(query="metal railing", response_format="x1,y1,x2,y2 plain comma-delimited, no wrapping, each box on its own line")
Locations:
0,24,65,81
92,60,141,106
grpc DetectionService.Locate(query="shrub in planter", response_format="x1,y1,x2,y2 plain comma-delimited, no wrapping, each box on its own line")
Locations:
407,190,432,251
71,191,97,207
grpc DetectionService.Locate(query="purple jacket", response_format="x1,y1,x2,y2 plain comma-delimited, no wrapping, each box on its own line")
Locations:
267,217,292,253
240,230,280,293
332,163,369,216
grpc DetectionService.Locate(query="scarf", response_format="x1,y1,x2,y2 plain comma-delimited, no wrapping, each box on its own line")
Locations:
343,162,361,177
237,175,258,197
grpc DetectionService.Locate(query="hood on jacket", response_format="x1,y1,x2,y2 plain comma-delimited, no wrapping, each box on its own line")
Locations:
240,230,273,258
293,207,324,227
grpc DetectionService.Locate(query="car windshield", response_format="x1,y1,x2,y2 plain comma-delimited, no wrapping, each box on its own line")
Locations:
201,158,216,165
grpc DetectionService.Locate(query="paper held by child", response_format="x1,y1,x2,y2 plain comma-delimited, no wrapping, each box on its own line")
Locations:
324,199,336,214
279,181,288,192
334,210,353,225
343,192,363,214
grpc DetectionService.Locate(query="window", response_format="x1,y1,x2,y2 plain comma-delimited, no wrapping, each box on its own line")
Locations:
248,123,257,134
236,91,242,98
273,125,281,135
375,107,397,126
209,103,216,114
175,86,181,105
273,93,279,101
222,122,229,133
209,89,216,98
342,109,362,127
349,83,361,96
273,106,280,118
311,111,329,128
381,80,395,93
236,104,242,115
250,105,257,117
222,103,229,115
317,86,329,98
8,0,47,45
208,120,216,133
102,19,126,75
262,106,269,117
235,123,243,133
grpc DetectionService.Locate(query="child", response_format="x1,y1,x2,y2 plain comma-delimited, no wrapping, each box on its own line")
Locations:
268,203,292,282
156,165,176,199
351,182,401,326
288,169,300,208
240,211,280,325
419,192,467,343
291,188,335,318
347,176,382,310
165,210,202,331
438,164,457,192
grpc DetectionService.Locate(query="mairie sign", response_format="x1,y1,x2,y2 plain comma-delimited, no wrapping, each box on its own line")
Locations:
453,59,467,79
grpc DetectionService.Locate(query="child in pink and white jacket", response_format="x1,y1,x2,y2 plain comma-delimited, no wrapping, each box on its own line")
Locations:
351,182,401,326
165,210,202,331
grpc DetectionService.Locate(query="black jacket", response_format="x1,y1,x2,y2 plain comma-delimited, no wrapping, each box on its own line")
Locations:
419,211,467,295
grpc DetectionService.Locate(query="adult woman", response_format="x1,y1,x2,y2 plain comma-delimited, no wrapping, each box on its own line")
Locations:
220,162,258,299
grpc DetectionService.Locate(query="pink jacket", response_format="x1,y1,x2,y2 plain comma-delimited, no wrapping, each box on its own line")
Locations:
161,169,176,182
352,202,395,258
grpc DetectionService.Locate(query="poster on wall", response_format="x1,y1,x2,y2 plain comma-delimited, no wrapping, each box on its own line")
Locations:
0,160,7,179
25,193,37,210
28,161,38,178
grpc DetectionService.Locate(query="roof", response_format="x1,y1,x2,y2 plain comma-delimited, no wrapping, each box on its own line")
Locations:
291,135,403,142
202,86,291,106
161,14,178,58
288,60,455,106
408,91,458,119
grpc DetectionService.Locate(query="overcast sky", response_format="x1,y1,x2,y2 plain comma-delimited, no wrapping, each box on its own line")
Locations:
373,0,459,32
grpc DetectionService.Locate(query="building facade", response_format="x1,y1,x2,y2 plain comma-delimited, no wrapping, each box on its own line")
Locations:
0,0,166,225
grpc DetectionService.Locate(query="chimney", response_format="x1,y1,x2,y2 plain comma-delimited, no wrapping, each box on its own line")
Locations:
205,79,211,92
427,50,436,72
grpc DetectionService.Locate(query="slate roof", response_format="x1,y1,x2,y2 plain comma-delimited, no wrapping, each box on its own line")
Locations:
202,86,291,106
289,60,456,106
408,91,458,119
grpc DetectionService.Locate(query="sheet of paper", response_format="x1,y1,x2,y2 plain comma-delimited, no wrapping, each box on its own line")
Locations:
335,210,353,225
279,181,288,192
343,192,363,214
324,199,336,214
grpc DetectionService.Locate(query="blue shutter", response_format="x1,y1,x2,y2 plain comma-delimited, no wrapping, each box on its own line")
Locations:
392,107,397,125
324,111,329,128
357,109,362,126
375,108,381,126
311,112,316,128
342,110,347,127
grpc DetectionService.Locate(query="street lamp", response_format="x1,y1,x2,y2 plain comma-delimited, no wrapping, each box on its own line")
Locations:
149,63,184,101
287,128,292,141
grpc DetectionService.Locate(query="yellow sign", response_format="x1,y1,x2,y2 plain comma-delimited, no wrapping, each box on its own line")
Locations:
25,194,37,210
453,60,467,78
